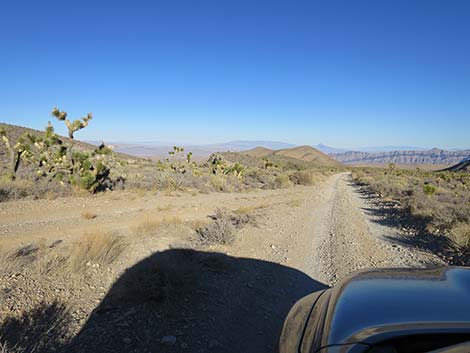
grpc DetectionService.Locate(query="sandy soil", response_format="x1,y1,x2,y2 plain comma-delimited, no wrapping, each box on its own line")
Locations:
0,173,444,353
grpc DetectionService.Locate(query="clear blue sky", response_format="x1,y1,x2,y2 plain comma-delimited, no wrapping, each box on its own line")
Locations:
1,0,469,148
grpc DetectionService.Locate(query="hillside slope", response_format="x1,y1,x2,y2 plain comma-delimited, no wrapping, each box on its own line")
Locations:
331,148,470,165
230,145,341,169
443,159,470,172
273,145,341,167
0,122,136,170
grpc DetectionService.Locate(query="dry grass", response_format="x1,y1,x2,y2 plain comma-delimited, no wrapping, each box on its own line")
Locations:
156,204,173,212
81,210,97,220
68,231,127,272
0,300,71,353
132,216,183,237
289,199,303,207
450,223,470,250
234,203,269,215
0,175,71,202
0,340,22,353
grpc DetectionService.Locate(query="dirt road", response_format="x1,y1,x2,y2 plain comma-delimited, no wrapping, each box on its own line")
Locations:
0,173,443,353
229,172,441,287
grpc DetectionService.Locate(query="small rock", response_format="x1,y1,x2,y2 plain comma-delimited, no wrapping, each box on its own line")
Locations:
122,337,131,344
161,335,177,346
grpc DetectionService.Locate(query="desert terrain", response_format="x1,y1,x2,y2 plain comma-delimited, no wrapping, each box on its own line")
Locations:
0,171,446,353
1,122,469,352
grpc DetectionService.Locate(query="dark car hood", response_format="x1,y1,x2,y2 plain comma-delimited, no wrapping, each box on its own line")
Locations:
323,267,470,346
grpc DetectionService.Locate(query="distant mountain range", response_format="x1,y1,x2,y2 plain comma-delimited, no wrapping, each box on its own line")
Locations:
330,148,470,165
106,140,296,159
2,122,468,166
91,140,470,165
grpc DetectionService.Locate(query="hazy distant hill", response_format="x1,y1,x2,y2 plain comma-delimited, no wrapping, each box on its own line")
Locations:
112,140,296,159
313,144,347,154
243,146,274,158
331,148,470,165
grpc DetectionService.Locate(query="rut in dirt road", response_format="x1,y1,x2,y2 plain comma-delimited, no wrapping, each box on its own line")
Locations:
307,173,442,286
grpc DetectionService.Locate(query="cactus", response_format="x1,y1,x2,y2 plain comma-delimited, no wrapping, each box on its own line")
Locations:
51,107,92,139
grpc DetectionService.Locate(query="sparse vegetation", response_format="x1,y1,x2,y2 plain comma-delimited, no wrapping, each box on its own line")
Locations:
353,167,470,259
132,216,183,237
1,119,335,202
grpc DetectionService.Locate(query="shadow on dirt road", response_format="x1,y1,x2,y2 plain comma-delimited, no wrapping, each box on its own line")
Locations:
69,249,326,352
1,249,326,353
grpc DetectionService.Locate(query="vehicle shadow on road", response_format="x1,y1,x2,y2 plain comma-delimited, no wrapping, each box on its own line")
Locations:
65,248,327,353
351,181,468,266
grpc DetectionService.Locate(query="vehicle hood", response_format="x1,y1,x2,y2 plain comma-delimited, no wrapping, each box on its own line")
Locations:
324,267,470,346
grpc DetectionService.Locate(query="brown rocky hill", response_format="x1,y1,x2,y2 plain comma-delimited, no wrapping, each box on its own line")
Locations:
233,145,341,168
272,145,341,167
331,148,470,165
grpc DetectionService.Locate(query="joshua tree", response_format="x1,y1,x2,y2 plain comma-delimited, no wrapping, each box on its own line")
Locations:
0,127,30,180
51,107,92,139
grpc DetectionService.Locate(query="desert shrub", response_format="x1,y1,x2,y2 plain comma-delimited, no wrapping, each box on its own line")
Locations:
450,223,470,250
0,177,70,202
196,212,235,245
423,183,437,196
155,172,184,191
68,231,126,272
179,172,212,193
0,300,72,353
274,173,293,188
243,169,276,189
289,170,319,185
195,208,256,245
210,175,228,192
